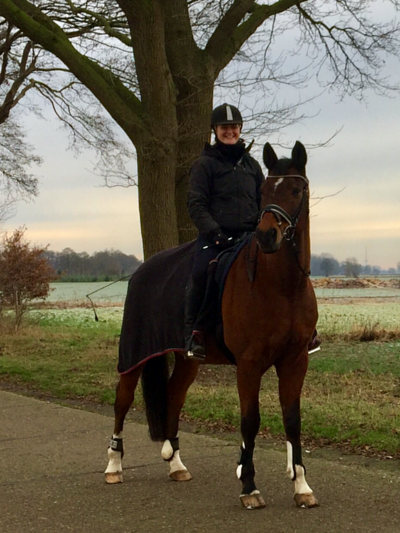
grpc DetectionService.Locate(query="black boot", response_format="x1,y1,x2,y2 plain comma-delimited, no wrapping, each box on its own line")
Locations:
184,277,206,361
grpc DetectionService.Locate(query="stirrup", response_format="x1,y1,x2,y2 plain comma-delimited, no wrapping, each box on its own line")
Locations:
308,333,321,355
186,348,206,361
308,345,321,355
185,331,206,361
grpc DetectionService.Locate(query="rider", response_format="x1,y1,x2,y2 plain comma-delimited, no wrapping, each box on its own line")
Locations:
185,103,264,360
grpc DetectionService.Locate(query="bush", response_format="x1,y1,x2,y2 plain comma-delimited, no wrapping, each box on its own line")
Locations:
0,227,57,330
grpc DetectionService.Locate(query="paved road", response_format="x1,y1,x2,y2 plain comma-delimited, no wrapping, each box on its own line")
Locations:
0,390,399,533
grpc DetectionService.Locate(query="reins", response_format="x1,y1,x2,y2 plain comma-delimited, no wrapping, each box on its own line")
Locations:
86,274,132,321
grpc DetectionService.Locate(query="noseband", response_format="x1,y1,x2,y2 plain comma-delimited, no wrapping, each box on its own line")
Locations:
258,174,309,241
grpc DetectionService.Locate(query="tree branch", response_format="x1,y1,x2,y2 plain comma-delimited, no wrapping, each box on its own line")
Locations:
206,0,307,74
0,0,144,141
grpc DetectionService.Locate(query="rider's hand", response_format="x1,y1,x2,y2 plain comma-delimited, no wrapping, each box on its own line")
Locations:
213,231,230,247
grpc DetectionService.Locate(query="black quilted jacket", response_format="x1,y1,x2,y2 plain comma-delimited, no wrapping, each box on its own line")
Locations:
187,142,264,240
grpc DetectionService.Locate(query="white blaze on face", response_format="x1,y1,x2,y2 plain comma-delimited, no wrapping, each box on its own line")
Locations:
274,178,284,191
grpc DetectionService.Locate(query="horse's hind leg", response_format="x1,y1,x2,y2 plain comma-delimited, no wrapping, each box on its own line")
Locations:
105,368,141,484
236,362,266,509
161,354,200,481
276,356,318,508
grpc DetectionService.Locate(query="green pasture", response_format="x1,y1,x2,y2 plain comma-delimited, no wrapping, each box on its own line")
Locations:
46,280,400,304
0,299,399,457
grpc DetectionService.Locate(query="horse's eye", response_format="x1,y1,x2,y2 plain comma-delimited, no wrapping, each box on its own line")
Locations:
292,188,301,197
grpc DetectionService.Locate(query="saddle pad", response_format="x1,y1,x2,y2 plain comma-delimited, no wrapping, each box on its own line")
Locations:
117,235,252,374
214,232,253,304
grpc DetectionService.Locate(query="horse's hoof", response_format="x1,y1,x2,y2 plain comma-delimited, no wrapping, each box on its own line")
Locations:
169,469,192,481
294,492,319,508
240,490,266,510
105,471,123,484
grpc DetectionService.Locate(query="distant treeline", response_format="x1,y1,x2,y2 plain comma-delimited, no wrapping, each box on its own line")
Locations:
310,253,399,277
44,248,142,281
44,247,398,281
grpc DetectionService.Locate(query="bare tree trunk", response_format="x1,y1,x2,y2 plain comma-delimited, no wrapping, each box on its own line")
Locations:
137,142,179,259
175,84,214,244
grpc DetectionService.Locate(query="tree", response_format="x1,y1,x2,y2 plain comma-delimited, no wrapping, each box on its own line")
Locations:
0,18,134,212
343,257,362,278
0,227,57,329
320,253,340,277
0,20,42,219
1,1,399,258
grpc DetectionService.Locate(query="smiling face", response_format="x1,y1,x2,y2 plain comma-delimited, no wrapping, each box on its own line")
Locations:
215,124,241,144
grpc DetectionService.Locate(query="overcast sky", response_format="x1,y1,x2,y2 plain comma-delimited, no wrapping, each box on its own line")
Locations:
1,5,400,270
1,86,399,270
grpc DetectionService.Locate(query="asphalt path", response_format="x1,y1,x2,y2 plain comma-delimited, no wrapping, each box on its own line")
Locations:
0,390,399,533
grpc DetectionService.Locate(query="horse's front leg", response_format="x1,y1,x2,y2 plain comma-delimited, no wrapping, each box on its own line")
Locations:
161,353,200,481
236,362,265,509
276,355,318,508
105,368,141,484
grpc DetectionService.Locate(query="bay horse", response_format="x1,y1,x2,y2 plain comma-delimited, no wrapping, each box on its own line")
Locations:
105,141,318,509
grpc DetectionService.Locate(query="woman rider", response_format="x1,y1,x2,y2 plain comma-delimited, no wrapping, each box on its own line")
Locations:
185,103,264,359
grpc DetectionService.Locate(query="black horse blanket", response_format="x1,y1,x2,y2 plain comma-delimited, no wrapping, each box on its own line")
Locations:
118,237,250,374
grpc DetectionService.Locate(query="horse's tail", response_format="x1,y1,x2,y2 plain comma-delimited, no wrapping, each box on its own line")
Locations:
141,354,169,441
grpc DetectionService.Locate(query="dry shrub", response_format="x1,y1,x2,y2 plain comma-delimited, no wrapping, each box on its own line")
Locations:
346,321,399,342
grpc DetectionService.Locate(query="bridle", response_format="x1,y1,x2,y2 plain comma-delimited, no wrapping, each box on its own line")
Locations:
257,173,310,276
258,174,309,240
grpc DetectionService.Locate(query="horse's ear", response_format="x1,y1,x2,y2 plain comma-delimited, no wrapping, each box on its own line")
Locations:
292,141,307,170
263,142,278,170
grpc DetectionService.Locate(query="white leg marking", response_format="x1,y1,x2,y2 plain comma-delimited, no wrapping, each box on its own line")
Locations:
286,441,313,495
294,464,313,495
105,432,122,475
237,441,245,479
286,441,294,479
168,450,187,475
161,439,174,460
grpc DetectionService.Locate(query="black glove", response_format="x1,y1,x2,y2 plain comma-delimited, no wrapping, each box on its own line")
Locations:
213,231,230,247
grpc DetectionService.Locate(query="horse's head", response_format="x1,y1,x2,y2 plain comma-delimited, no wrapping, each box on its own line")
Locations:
256,141,309,254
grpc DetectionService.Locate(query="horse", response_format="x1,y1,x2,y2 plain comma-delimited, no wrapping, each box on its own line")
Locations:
105,141,319,510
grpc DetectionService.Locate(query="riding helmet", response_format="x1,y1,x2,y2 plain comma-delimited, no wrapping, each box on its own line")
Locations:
211,103,243,127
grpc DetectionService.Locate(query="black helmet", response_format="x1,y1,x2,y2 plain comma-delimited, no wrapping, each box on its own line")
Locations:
211,103,243,127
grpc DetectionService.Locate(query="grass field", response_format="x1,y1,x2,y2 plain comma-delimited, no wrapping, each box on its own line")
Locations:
1,287,400,458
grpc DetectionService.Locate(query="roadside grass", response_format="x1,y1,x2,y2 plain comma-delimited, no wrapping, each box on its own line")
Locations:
0,308,121,404
185,345,400,456
0,302,399,457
